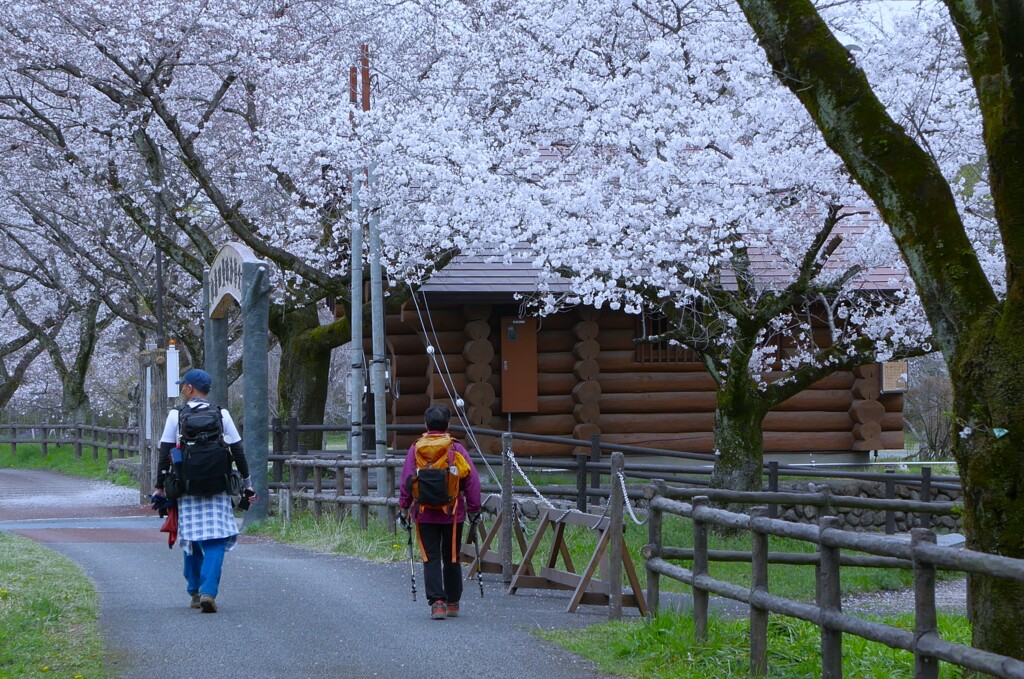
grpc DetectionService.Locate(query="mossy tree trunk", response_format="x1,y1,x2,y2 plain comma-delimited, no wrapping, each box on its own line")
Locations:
953,305,1024,658
733,0,1024,657
711,374,768,494
270,303,351,451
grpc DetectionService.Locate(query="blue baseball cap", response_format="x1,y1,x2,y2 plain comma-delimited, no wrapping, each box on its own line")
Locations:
176,368,212,393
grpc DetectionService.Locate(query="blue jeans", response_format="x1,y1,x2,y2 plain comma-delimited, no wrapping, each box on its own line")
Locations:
183,538,228,598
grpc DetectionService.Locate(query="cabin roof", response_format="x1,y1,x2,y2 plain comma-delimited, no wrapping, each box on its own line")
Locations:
419,211,910,301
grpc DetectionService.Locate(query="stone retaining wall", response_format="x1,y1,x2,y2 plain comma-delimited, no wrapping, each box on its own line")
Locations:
777,479,962,534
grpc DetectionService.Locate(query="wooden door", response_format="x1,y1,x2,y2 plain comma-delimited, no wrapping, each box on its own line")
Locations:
501,317,538,412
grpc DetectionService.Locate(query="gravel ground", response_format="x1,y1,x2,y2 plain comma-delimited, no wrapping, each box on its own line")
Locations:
842,577,967,616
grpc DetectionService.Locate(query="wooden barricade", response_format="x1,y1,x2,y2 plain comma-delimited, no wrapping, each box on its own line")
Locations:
459,508,534,579
507,505,647,615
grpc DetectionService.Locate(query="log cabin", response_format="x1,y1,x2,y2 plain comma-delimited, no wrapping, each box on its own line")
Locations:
377,244,908,464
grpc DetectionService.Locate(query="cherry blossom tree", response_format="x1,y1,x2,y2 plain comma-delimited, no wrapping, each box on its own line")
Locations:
343,0,932,491
0,0,376,434
731,0,1024,658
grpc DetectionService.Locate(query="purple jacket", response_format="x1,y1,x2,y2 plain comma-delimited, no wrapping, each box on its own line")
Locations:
399,432,482,524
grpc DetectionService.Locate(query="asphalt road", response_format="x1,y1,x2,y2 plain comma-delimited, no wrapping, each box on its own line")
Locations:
0,469,617,679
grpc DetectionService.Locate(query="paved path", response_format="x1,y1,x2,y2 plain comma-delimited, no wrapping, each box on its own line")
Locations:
1,469,618,679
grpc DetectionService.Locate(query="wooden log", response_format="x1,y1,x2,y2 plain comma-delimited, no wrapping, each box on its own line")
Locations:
593,328,639,351
852,377,881,400
463,339,495,364
573,402,601,424
573,423,601,442
599,431,858,453
579,306,604,323
486,437,577,456
468,405,492,426
465,381,496,408
466,362,493,383
390,331,465,355
853,421,883,441
599,372,717,393
538,373,578,395
763,411,857,432
852,438,884,451
538,352,577,373
400,376,430,395
573,320,600,340
386,313,425,335
394,352,430,377
572,380,601,403
878,393,905,412
853,364,880,380
537,331,576,353
400,305,472,330
880,431,905,448
573,359,600,381
597,350,707,373
849,399,885,424
572,339,600,361
429,374,498,399
773,390,853,412
599,391,717,413
395,393,431,416
599,412,714,434
504,414,577,436
758,371,855,390
536,394,575,415
881,412,904,431
464,319,492,340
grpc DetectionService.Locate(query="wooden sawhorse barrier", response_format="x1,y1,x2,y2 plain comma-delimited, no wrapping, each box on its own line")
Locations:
507,505,648,615
460,508,535,578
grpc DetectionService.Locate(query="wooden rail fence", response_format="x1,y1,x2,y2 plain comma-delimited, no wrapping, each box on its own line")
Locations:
644,481,1024,678
0,423,139,462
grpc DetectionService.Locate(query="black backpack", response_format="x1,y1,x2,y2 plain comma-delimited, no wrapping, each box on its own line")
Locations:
177,404,233,496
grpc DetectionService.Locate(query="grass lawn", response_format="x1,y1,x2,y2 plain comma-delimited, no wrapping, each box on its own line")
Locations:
0,534,105,679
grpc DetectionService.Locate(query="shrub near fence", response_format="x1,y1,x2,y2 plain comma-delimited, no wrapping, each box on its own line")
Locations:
643,481,1024,679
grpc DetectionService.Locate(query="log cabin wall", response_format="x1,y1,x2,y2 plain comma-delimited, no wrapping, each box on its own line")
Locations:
383,302,903,461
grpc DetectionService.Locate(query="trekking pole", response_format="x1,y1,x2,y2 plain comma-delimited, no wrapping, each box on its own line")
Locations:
401,515,417,602
469,515,485,598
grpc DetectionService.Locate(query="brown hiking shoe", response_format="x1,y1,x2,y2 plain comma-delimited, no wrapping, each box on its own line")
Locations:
446,603,460,618
430,601,447,620
199,594,217,613
190,593,201,609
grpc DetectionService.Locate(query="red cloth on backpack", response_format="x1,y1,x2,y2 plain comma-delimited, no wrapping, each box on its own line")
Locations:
159,505,178,549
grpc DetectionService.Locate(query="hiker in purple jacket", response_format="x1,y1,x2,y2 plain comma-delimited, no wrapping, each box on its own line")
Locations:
399,403,482,620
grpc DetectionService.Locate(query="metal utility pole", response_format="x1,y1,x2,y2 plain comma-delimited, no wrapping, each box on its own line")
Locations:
349,173,365,527
358,44,390,515
367,170,389,512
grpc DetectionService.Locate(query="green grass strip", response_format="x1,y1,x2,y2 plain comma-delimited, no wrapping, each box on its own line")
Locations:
0,443,136,488
0,533,105,679
539,609,971,678
245,511,410,563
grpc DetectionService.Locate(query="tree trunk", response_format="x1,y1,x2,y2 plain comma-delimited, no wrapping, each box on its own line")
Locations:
270,304,350,450
954,308,1024,658
710,380,766,493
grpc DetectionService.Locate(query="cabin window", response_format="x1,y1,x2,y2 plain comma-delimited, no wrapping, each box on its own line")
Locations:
634,310,697,363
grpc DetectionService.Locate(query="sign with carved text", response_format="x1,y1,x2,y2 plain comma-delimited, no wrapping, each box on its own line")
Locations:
208,242,262,318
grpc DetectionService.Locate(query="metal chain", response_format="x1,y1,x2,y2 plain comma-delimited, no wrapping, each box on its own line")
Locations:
506,449,560,511
618,471,649,525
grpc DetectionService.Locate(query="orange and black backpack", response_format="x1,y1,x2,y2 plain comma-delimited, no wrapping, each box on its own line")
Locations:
406,433,471,515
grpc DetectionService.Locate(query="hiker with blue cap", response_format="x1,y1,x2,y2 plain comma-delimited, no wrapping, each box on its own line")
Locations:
151,368,255,613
